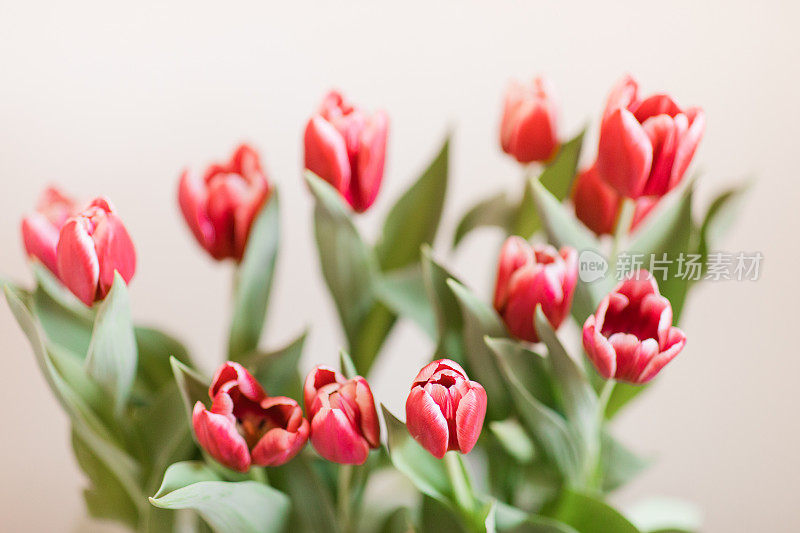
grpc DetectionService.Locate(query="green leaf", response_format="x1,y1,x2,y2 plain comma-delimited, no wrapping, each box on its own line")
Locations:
151,462,290,533
240,332,306,400
306,171,379,372
528,180,610,325
504,513,579,533
453,192,515,248
376,137,449,271
381,405,452,502
547,491,641,533
228,192,281,360
486,336,582,484
539,130,586,202
85,272,138,414
271,457,339,533
625,498,701,533
170,356,210,420
72,429,140,529
422,246,465,362
374,265,437,339
31,263,94,356
134,326,192,394
512,130,586,239
599,431,650,492
628,185,694,321
447,279,510,419
605,382,646,420
697,182,750,276
481,337,556,409
534,308,597,455
339,348,358,379
421,496,467,533
489,419,535,464
380,507,417,533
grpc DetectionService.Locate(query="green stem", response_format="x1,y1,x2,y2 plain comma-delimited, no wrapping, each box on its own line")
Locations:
610,198,636,272
444,452,482,531
250,466,267,484
337,464,354,533
588,379,616,490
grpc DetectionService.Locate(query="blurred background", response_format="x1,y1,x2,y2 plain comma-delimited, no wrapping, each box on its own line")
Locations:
1,1,798,531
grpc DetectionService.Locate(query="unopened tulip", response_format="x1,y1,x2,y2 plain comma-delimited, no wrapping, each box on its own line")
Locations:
178,144,271,261
572,164,657,236
303,90,389,213
493,237,578,343
21,186,79,275
500,76,559,163
405,359,487,459
303,366,380,464
192,362,309,472
56,198,136,306
596,75,705,199
582,272,686,384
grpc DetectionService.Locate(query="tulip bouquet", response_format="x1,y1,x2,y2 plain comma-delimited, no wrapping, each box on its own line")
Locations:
4,77,747,533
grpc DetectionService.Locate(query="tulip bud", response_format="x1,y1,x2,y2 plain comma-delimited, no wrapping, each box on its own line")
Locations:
572,164,657,236
582,271,686,384
405,359,487,458
21,186,79,275
56,197,136,306
192,362,309,472
303,90,389,213
596,74,705,199
493,237,578,343
303,366,380,464
178,144,271,261
499,76,559,163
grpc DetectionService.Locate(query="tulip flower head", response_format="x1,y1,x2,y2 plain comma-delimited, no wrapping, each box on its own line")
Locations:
596,74,705,199
500,76,560,163
303,90,389,213
178,144,271,261
572,164,657,236
21,186,79,275
56,197,136,306
405,359,487,459
582,272,687,384
493,237,578,343
303,366,380,465
192,362,309,472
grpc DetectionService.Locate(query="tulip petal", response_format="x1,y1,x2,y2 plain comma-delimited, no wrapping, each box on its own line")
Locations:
304,116,351,196
632,94,682,122
57,218,100,306
493,236,534,310
92,212,137,299
638,327,687,383
310,407,370,464
352,377,381,448
303,365,342,412
192,402,251,472
602,74,640,122
583,317,617,379
21,213,61,274
670,108,705,189
352,110,388,213
251,418,310,467
572,165,620,235
178,170,214,252
641,115,679,197
597,108,653,199
454,385,487,454
405,387,449,459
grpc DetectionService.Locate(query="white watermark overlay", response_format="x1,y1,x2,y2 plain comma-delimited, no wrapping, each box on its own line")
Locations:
578,250,763,283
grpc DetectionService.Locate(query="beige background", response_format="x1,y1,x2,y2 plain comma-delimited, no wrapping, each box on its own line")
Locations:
1,1,798,531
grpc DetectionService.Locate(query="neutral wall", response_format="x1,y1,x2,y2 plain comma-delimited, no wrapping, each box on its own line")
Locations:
1,1,798,531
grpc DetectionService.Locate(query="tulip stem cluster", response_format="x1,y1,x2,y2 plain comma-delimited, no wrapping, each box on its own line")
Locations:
611,197,636,271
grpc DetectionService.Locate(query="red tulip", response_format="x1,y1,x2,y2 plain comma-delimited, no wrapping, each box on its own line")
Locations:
178,144,271,261
303,90,389,213
500,76,559,163
596,75,705,199
572,164,658,236
303,365,380,464
582,272,686,384
56,198,136,306
192,362,309,472
21,186,79,275
493,237,578,343
405,359,487,458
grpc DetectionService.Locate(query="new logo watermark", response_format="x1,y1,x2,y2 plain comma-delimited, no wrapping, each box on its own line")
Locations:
577,249,763,283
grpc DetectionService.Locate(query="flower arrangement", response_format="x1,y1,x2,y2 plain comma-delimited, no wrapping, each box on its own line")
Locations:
4,75,747,533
